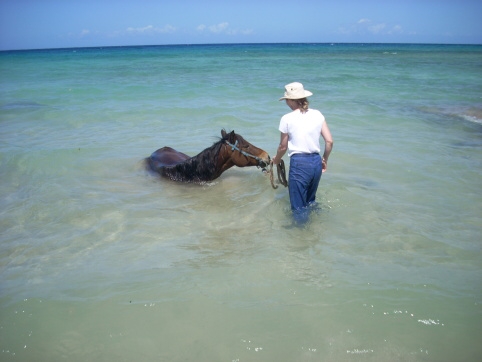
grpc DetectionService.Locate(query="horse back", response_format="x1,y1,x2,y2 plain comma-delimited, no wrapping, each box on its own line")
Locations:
147,146,190,171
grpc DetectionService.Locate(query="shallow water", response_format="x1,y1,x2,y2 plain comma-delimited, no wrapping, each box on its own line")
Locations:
1,43,481,361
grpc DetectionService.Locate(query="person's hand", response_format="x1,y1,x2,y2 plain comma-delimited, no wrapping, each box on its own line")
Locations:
271,156,280,165
322,157,327,172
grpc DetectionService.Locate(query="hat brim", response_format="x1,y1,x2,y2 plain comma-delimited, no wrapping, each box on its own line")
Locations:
279,90,313,101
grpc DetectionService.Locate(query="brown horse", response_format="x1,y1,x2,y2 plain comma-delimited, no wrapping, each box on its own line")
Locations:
146,130,270,183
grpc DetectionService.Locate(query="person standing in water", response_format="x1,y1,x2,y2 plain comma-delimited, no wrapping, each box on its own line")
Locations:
271,82,333,223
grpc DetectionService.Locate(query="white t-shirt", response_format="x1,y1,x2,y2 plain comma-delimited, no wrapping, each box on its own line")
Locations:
278,109,325,157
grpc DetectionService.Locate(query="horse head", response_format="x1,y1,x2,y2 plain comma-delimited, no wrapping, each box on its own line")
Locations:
221,130,270,169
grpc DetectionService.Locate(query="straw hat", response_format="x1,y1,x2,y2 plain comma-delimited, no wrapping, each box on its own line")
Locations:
279,82,313,101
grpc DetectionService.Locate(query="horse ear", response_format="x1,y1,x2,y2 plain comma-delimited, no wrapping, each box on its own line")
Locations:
221,129,227,138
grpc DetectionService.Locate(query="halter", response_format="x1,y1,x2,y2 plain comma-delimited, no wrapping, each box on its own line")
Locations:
225,139,266,165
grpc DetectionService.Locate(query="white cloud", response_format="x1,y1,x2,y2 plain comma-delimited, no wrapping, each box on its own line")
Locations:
196,22,253,36
210,22,228,33
196,22,230,33
64,29,95,39
239,28,254,35
338,19,406,37
126,25,176,35
389,25,403,34
368,23,386,34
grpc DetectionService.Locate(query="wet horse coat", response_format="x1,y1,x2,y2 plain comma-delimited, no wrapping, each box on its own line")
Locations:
146,130,270,183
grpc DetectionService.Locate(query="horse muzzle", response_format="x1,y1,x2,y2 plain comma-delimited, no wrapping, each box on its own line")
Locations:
258,155,270,170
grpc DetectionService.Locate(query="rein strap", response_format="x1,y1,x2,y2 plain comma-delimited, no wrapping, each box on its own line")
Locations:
225,140,265,163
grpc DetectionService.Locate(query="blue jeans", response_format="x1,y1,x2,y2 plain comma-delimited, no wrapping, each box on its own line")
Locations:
288,153,322,224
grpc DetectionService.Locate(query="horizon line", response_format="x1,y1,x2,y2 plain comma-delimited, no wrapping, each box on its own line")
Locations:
1,41,481,53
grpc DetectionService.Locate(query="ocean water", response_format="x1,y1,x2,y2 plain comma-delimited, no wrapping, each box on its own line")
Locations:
0,43,481,361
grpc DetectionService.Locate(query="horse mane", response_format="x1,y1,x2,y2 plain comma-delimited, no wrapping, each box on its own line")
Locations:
161,133,229,182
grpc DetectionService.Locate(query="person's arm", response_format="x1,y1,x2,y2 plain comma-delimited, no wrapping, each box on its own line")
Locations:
321,121,333,172
272,132,288,165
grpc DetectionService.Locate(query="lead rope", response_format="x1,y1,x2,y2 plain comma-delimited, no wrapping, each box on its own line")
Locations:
269,159,288,189
269,164,277,189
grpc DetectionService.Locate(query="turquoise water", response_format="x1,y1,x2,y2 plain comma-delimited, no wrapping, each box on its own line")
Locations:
1,43,481,361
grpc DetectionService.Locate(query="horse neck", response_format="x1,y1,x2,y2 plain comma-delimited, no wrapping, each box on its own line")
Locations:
163,140,232,182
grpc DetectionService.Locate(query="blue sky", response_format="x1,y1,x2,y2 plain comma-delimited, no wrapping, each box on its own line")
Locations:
1,0,481,50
